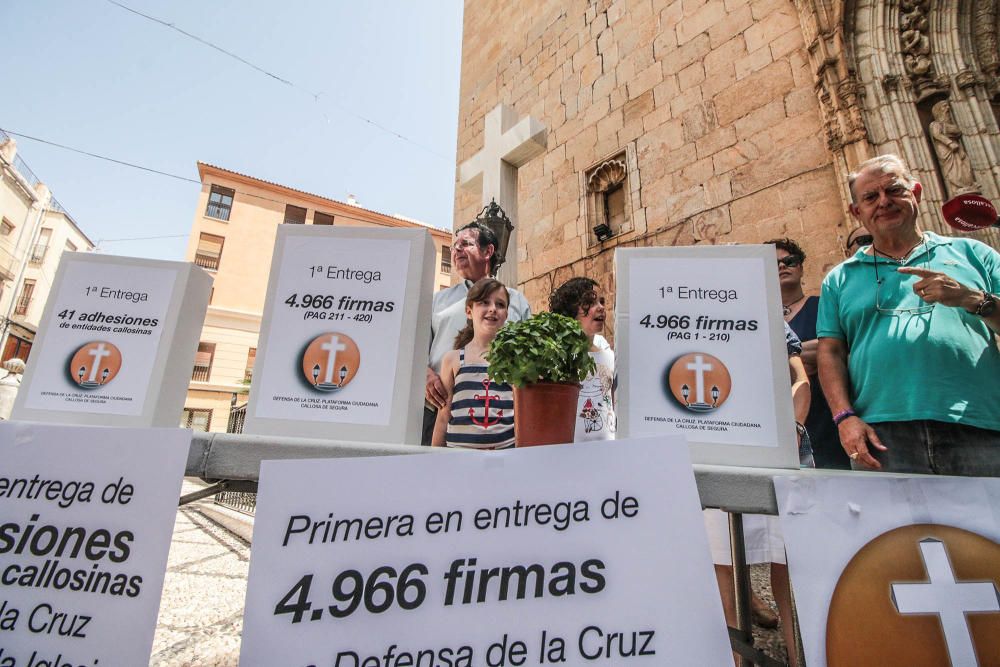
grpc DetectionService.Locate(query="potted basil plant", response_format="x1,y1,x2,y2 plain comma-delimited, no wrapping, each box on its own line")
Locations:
487,311,595,446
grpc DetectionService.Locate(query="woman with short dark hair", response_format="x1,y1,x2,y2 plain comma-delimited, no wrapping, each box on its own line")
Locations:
549,277,616,442
767,237,848,470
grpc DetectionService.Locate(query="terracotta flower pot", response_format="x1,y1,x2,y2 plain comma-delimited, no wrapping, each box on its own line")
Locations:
513,382,581,447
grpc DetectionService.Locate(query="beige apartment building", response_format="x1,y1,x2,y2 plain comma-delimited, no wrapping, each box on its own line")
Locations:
0,133,95,363
182,163,454,432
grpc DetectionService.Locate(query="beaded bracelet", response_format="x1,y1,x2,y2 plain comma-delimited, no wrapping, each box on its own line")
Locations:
832,408,856,426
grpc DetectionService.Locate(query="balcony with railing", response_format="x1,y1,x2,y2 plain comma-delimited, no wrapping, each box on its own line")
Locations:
194,252,220,271
11,155,41,190
28,244,48,264
228,402,247,434
191,363,211,382
13,295,31,317
46,197,79,228
0,244,17,280
206,201,232,220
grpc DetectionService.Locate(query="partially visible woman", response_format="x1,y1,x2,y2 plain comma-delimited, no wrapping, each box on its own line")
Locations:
549,277,616,442
768,237,850,470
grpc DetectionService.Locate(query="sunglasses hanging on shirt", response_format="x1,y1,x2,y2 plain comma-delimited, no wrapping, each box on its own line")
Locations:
847,234,874,251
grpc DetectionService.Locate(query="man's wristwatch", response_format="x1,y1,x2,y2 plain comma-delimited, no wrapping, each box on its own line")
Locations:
972,292,998,317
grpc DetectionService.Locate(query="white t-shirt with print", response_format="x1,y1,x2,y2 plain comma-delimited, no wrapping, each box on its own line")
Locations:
574,335,616,442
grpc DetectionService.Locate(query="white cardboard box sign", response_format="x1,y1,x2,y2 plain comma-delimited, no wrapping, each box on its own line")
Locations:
615,244,799,468
245,225,434,444
12,253,212,427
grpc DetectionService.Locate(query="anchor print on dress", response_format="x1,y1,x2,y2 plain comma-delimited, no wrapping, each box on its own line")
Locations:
470,377,502,427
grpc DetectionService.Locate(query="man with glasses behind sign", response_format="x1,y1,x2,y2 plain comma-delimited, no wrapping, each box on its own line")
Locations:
816,154,1000,475
422,222,531,446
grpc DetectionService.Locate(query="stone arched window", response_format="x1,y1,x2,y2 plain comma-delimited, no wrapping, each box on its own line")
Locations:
583,149,639,245
589,158,627,234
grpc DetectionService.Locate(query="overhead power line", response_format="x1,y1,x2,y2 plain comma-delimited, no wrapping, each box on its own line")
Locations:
2,128,445,234
98,233,189,243
1,129,200,184
105,0,296,88
104,0,450,161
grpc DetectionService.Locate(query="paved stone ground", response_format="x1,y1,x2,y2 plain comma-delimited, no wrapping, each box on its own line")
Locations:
149,504,249,667
149,493,795,666
750,563,792,665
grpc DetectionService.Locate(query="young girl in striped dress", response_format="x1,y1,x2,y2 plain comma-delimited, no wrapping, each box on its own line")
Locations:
431,278,515,449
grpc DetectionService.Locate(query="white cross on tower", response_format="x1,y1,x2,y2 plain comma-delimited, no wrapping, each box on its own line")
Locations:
86,343,112,383
892,539,1000,666
320,335,347,385
685,355,713,405
458,104,547,285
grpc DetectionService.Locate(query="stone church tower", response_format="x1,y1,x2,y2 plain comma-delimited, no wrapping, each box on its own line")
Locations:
453,0,1000,331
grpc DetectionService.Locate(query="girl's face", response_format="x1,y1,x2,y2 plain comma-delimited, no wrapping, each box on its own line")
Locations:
576,286,607,338
467,288,509,335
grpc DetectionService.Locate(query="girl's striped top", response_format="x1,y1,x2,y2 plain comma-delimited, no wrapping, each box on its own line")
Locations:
446,349,515,449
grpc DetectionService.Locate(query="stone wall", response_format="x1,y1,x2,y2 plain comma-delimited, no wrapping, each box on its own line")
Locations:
455,0,853,338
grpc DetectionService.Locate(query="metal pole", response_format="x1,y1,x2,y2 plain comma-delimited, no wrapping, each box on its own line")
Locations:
729,511,753,667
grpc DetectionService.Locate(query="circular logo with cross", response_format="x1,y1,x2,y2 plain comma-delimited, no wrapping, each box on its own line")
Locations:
69,341,123,389
826,524,1000,666
301,332,360,392
665,352,732,412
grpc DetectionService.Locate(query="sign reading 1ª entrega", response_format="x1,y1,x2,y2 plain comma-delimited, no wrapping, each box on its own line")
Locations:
615,245,799,469
12,253,211,427
245,225,434,443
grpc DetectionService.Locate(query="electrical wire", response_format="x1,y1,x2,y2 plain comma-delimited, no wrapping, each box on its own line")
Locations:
2,128,449,239
105,0,296,88
104,0,450,161
1,129,200,184
98,233,189,243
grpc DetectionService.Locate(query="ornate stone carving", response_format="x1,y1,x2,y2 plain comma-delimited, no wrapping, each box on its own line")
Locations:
929,100,979,195
899,0,943,99
881,73,901,93
690,208,732,242
972,1,999,94
816,81,842,149
956,69,980,90
837,77,867,141
586,159,626,193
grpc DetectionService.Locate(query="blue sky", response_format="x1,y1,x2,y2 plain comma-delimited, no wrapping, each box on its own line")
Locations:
3,0,464,259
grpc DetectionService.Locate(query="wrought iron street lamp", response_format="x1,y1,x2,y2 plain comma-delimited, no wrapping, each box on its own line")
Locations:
474,198,514,272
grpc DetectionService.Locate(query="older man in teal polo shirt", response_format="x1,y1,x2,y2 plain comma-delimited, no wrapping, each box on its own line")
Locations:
817,154,1000,475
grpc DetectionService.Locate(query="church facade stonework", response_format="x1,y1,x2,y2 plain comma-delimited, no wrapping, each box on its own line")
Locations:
454,0,1000,331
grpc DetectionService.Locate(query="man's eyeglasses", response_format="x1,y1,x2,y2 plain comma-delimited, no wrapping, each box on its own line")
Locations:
847,234,873,251
777,256,803,268
858,184,911,206
873,239,934,316
452,239,478,251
